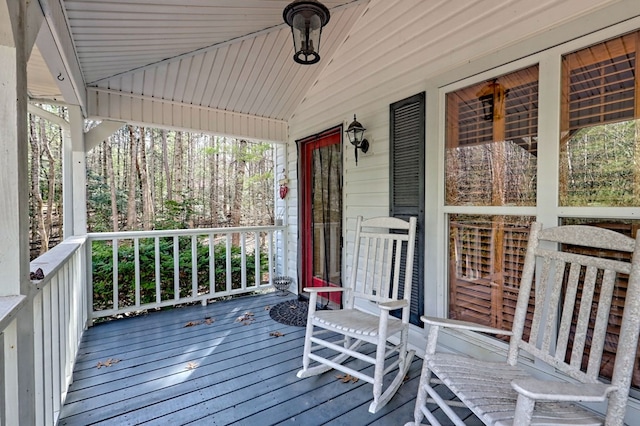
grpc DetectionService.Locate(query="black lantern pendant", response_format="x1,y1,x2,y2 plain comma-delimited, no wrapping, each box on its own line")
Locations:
345,114,369,166
476,79,509,121
283,0,330,65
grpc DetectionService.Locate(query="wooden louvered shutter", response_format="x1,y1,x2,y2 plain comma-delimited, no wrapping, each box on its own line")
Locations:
390,92,425,326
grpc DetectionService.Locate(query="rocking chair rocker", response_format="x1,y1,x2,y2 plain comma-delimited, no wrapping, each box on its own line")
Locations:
297,215,417,413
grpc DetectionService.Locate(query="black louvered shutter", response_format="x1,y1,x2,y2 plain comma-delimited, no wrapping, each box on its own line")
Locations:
390,92,425,326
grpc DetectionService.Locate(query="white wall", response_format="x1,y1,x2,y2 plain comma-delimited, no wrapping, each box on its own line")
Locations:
286,0,640,422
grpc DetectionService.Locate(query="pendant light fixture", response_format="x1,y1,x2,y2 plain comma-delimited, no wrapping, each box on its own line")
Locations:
283,0,330,65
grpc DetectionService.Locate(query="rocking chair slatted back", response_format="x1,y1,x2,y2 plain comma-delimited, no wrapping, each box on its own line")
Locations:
408,222,640,426
298,215,417,414
348,216,416,313
509,224,637,386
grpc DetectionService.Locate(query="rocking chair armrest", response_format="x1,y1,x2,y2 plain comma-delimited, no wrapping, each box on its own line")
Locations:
420,315,513,336
302,286,346,293
511,378,616,402
378,300,408,311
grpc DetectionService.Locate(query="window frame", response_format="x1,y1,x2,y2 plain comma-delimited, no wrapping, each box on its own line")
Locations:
433,17,640,362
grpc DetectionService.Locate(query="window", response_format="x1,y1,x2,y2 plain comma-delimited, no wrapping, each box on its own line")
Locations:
445,65,539,333
446,65,539,207
560,30,640,207
443,33,640,390
559,31,640,388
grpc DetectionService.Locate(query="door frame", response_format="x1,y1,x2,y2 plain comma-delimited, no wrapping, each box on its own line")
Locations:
297,125,343,306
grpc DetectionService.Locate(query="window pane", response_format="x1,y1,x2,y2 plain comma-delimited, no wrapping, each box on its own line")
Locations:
445,66,538,206
560,218,640,390
560,31,640,207
448,215,534,338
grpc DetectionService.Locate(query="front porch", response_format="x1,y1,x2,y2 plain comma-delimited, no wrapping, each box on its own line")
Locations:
57,292,476,425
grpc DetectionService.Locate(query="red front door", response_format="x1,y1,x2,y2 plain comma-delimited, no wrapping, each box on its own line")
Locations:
298,126,343,308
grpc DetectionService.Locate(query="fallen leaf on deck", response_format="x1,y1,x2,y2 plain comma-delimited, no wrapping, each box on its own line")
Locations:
96,358,121,369
184,321,202,327
235,311,255,325
269,331,284,337
204,318,215,325
336,374,358,383
185,362,198,370
264,305,271,311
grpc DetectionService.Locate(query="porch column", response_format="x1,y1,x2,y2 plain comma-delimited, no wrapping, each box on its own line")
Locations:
62,123,74,239
1,0,37,423
68,105,88,235
0,0,30,296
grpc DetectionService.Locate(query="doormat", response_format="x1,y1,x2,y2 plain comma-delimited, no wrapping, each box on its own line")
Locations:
269,299,309,327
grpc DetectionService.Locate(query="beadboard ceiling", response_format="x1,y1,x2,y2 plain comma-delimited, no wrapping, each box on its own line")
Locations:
27,0,627,129
28,0,368,122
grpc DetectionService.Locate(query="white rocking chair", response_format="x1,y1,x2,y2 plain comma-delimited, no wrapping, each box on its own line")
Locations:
407,222,640,426
297,215,418,413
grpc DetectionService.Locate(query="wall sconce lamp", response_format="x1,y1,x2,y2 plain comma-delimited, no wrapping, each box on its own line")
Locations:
476,79,509,121
345,114,369,166
283,0,330,65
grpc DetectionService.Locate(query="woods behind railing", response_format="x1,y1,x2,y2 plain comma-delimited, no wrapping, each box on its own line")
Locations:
88,225,283,320
0,225,283,423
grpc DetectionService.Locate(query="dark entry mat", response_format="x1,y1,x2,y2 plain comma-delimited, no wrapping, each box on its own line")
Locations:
269,299,309,327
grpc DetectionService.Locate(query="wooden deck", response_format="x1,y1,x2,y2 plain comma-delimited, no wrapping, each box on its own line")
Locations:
58,292,479,425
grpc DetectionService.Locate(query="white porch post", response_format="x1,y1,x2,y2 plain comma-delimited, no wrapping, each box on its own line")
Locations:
62,119,74,239
1,0,36,424
0,0,29,297
68,105,88,235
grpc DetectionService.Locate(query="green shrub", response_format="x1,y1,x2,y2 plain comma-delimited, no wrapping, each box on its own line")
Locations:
91,237,269,311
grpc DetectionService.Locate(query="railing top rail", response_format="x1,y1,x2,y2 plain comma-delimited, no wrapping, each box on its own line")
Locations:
0,295,26,331
30,236,86,288
87,225,286,241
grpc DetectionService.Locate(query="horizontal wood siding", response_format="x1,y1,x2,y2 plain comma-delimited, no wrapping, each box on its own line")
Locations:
288,0,629,224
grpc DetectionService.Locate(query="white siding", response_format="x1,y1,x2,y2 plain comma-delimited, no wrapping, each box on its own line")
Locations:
286,0,640,422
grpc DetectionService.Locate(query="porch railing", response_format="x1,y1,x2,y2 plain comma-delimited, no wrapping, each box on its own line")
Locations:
87,226,284,320
1,236,88,425
0,226,284,424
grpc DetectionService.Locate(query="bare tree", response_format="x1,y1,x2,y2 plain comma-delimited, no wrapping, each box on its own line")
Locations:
126,125,138,229
173,131,183,203
138,127,154,230
29,115,49,254
104,140,119,231
42,121,56,241
162,129,172,201
230,140,247,244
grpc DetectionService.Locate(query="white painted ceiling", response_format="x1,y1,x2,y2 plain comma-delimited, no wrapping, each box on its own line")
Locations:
28,0,367,122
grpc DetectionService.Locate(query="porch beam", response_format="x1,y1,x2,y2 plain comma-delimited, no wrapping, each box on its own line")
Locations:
36,0,86,112
85,119,125,152
27,103,69,129
86,88,288,143
25,0,44,56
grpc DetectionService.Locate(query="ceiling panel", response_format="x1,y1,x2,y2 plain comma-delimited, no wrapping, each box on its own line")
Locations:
88,2,366,121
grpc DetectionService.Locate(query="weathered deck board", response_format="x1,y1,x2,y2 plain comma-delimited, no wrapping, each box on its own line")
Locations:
59,292,478,425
